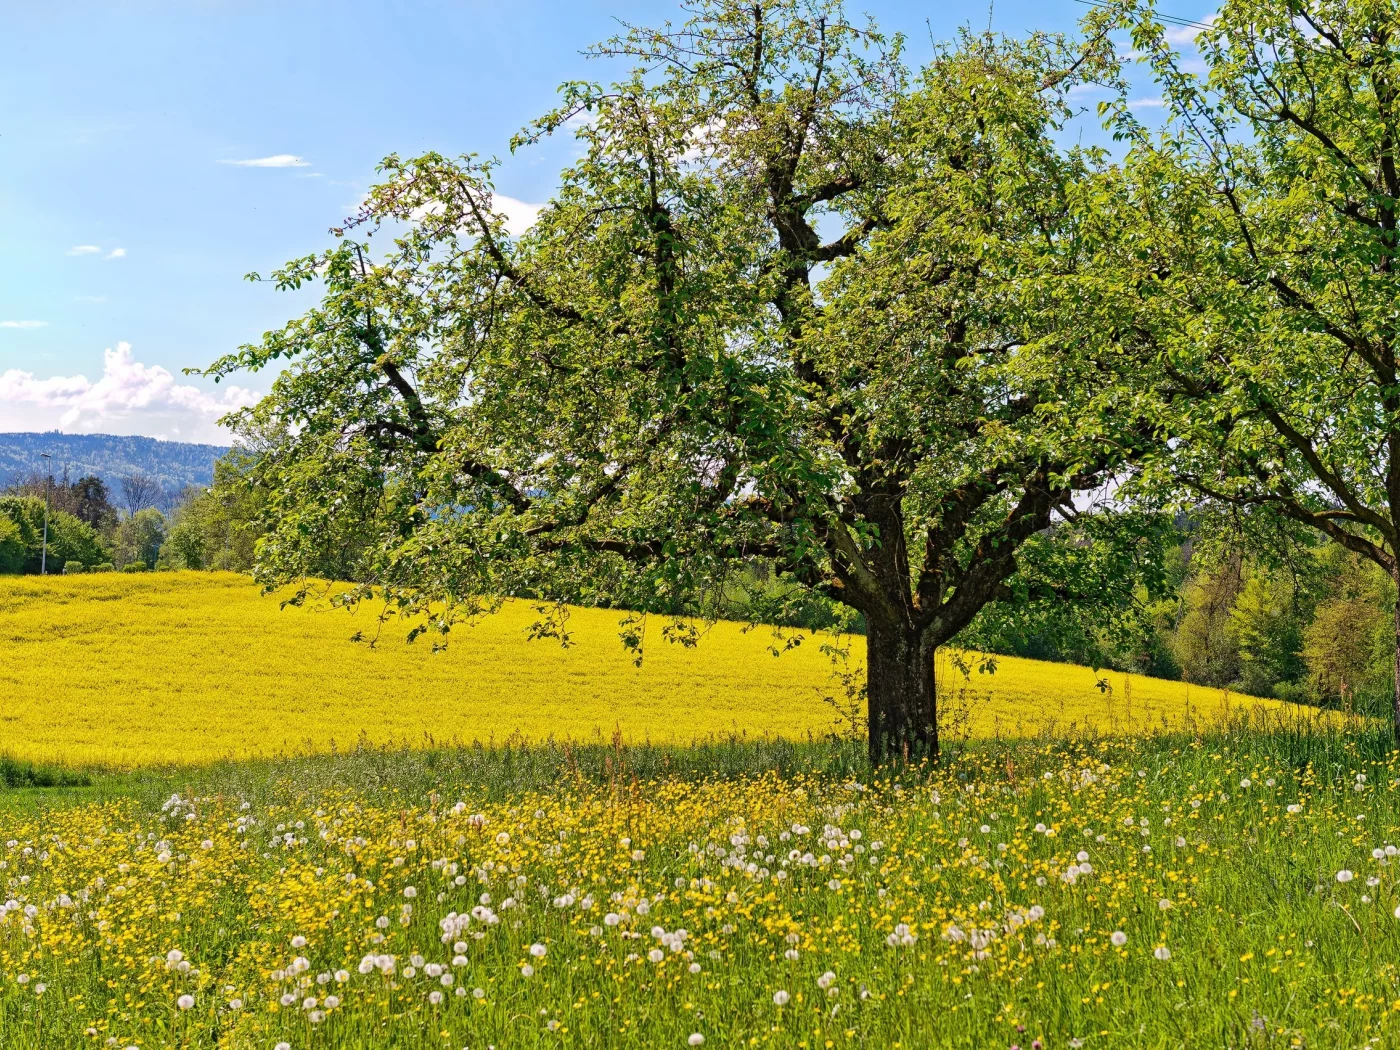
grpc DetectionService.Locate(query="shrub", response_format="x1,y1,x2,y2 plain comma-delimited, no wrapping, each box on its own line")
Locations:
90,562,115,573
62,560,85,575
121,562,149,573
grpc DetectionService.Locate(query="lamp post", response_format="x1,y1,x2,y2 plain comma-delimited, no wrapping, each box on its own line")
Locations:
40,452,51,575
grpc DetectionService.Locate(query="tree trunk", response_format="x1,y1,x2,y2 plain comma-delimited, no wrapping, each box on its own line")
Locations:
865,616,937,765
1393,584,1400,746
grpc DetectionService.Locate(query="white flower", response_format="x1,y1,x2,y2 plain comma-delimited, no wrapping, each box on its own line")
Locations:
403,886,417,899
302,997,316,1010
275,1044,291,1050
1154,946,1171,961
648,948,665,963
473,987,486,999
521,964,535,978
530,943,547,957
817,971,836,989
429,990,443,1005
1158,899,1172,910
1337,870,1355,883
1287,804,1302,814
773,990,790,1006
1110,930,1128,947
689,962,702,974
290,935,307,949
495,832,510,845
689,1035,705,1046
176,994,195,1010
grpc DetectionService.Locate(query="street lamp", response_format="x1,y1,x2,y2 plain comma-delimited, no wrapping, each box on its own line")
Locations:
39,452,51,576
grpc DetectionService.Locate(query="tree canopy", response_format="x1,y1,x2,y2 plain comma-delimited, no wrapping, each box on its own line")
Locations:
1086,0,1400,739
204,0,1171,760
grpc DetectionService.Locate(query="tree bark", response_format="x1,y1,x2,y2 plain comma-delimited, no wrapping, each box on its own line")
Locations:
1393,582,1400,745
865,616,937,765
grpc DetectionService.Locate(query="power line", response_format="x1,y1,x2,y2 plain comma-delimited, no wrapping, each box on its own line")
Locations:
1069,0,1217,34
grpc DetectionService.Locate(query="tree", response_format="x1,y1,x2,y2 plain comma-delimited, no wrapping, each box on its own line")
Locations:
71,475,118,535
159,455,266,573
0,495,108,572
0,517,23,574
1094,0,1400,741
113,508,165,570
203,1,1151,762
120,472,161,518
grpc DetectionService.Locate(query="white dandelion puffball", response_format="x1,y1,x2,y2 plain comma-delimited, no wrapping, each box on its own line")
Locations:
521,964,535,978
529,943,547,958
1337,870,1355,883
1154,946,1172,961
429,991,443,1005
1110,930,1128,947
177,994,195,1010
689,1035,705,1046
773,990,791,1006
290,935,307,949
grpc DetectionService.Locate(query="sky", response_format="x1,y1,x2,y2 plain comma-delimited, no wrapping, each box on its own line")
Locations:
0,0,1208,444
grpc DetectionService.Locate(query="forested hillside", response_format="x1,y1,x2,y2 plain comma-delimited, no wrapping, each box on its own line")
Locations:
0,432,227,491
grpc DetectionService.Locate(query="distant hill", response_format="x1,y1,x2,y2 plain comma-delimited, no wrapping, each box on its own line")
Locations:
0,432,229,493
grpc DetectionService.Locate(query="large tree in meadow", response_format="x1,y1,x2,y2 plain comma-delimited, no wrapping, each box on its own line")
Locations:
1094,0,1400,739
205,1,1151,762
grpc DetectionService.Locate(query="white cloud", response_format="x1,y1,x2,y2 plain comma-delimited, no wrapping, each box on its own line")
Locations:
221,154,310,168
106,247,126,259
67,245,101,255
1128,97,1167,110
494,195,543,237
0,342,262,443
408,192,543,238
0,320,46,329
1164,15,1216,46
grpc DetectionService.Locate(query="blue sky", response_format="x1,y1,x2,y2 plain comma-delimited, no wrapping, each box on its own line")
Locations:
0,0,1198,443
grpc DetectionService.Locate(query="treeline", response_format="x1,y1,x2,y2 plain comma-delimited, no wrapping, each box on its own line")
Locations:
969,529,1393,718
711,520,1393,718
0,454,261,575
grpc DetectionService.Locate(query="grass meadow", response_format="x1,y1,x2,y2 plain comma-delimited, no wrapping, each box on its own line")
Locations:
0,574,1387,1049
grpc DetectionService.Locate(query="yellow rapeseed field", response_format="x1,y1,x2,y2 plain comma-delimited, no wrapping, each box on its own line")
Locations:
0,573,1318,768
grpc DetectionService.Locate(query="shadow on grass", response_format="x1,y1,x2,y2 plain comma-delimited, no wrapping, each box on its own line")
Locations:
1,707,1393,812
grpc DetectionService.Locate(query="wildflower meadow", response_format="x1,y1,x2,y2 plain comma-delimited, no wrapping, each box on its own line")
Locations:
4,732,1400,1049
